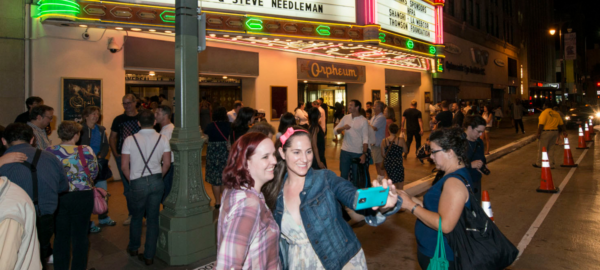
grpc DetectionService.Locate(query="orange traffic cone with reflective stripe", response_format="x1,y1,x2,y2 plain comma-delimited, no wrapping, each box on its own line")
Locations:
537,147,559,193
561,137,578,167
481,191,494,221
585,123,592,142
589,119,596,136
577,125,589,149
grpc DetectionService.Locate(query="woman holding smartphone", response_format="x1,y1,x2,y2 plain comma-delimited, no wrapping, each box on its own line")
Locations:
397,127,472,270
262,126,401,269
216,132,281,270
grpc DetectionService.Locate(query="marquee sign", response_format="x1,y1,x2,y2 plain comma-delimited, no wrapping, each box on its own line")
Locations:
377,0,436,43
297,59,366,83
114,0,356,23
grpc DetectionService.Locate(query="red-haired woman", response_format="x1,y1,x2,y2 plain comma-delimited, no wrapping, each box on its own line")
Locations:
215,132,281,270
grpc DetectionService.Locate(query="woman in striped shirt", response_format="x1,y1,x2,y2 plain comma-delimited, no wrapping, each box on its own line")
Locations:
216,132,281,270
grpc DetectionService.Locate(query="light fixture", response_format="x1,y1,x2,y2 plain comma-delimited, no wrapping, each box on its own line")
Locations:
237,36,243,38
149,29,156,32
249,36,255,39
402,85,405,87
303,80,308,83
131,28,142,31
549,29,556,35
115,27,123,30
209,34,216,37
232,38,237,41
79,24,87,28
274,39,280,41
268,44,273,46
223,76,228,79
223,35,230,37
262,37,268,40
165,30,172,34
149,71,155,76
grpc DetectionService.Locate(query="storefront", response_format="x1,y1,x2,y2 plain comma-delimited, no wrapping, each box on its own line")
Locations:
434,33,521,112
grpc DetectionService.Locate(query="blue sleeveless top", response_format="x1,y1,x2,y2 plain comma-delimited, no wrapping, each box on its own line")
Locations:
415,167,472,259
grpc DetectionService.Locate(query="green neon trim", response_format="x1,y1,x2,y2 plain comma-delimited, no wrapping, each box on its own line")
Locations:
406,40,414,50
316,25,331,36
245,18,263,31
160,10,176,23
437,59,443,71
379,33,386,43
429,46,436,54
36,0,80,17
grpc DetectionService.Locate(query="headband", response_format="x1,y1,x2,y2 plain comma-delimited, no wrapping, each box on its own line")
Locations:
279,127,308,145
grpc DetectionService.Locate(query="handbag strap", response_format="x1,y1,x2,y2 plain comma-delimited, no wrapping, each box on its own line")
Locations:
432,216,446,260
19,149,42,210
213,122,229,142
133,134,162,176
77,145,92,179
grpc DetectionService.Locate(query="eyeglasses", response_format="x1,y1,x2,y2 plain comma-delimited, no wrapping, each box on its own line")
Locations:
431,149,444,155
122,102,134,105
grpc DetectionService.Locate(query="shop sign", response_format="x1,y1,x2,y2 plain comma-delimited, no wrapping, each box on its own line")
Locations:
297,59,366,83
377,0,436,43
128,0,356,23
445,62,485,75
470,48,489,66
444,43,461,55
494,59,505,67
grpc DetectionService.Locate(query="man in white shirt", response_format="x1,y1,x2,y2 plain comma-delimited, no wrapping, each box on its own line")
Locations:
370,101,387,182
121,109,171,265
333,100,369,180
227,100,243,123
155,105,175,204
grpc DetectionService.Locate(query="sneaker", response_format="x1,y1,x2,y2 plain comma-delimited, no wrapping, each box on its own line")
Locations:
123,215,132,226
48,255,54,264
99,218,117,226
532,163,541,168
90,225,101,234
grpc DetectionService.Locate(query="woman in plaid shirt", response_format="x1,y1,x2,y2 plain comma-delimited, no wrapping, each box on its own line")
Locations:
216,132,281,270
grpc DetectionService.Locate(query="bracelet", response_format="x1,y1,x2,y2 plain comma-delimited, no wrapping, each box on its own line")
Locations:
411,204,419,214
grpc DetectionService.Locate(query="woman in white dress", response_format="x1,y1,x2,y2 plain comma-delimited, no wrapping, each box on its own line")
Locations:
295,102,309,129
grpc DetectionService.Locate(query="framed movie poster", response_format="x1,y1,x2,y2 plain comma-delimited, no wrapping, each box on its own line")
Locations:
424,91,432,105
61,78,102,122
270,86,288,120
372,90,381,102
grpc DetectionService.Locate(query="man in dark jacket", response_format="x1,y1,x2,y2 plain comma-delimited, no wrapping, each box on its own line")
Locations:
463,115,487,200
452,102,465,127
14,97,44,124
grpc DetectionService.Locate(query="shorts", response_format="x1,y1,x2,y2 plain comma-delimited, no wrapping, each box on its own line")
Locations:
371,145,383,164
495,117,502,121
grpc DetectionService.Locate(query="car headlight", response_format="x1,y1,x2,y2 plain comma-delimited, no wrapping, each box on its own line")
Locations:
565,116,570,120
595,112,600,118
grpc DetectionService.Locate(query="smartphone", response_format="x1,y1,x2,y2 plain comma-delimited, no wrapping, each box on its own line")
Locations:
353,186,389,211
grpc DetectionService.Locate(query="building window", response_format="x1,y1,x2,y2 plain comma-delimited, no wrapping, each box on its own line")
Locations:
446,0,455,16
476,4,480,28
508,58,517,77
469,0,473,25
463,0,467,21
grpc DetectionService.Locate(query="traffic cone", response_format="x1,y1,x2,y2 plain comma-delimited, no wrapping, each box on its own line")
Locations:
589,119,596,135
481,191,494,221
577,125,589,149
561,137,578,167
585,123,592,142
537,147,560,193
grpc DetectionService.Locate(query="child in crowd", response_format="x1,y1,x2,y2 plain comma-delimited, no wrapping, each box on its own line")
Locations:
381,124,408,190
494,106,503,128
416,138,433,164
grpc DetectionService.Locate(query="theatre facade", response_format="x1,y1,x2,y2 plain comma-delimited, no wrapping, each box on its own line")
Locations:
30,0,446,146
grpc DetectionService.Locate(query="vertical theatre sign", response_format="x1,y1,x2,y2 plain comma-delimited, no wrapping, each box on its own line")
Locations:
564,32,576,60
377,0,436,43
297,59,366,83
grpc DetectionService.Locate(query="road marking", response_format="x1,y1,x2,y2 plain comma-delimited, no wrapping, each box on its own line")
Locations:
515,142,590,260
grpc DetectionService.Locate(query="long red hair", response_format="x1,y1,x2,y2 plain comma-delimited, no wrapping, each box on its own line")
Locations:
222,132,268,189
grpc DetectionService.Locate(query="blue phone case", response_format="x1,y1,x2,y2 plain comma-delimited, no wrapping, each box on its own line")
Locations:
353,186,389,210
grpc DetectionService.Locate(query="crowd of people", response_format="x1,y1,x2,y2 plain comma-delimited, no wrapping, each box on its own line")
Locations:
0,93,520,270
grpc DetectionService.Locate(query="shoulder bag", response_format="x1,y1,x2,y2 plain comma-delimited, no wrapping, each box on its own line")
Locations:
214,122,231,151
77,146,108,215
445,174,519,270
428,217,449,270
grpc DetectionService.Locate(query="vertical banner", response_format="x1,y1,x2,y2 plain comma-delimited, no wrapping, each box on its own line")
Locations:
564,32,576,60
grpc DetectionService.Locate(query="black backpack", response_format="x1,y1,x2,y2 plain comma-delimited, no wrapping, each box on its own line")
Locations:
445,173,519,270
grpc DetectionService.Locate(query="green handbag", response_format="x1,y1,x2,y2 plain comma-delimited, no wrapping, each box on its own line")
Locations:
428,216,449,270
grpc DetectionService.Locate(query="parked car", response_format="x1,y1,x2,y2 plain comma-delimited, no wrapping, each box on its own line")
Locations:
564,105,600,129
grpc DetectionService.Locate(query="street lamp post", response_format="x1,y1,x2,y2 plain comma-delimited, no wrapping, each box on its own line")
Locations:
550,24,566,98
156,0,216,265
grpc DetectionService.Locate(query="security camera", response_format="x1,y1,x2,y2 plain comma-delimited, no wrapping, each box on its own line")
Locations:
107,38,120,53
82,29,90,40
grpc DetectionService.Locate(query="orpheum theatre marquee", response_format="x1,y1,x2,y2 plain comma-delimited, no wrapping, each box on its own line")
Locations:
34,0,445,71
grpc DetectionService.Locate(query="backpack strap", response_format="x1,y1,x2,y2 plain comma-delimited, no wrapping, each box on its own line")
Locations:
20,149,42,215
132,134,162,176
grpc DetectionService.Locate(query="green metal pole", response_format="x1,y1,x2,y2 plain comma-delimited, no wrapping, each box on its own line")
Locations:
156,0,216,265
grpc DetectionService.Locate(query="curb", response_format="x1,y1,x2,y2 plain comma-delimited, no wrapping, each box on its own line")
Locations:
404,134,537,196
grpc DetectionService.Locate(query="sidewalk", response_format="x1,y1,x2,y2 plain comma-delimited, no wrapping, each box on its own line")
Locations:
67,114,541,270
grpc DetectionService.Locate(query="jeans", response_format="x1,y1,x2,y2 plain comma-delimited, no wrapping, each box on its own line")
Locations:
54,190,94,270
339,150,363,180
514,119,524,133
115,156,132,216
406,130,422,154
536,130,559,167
162,163,174,204
128,174,164,259
37,214,55,270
